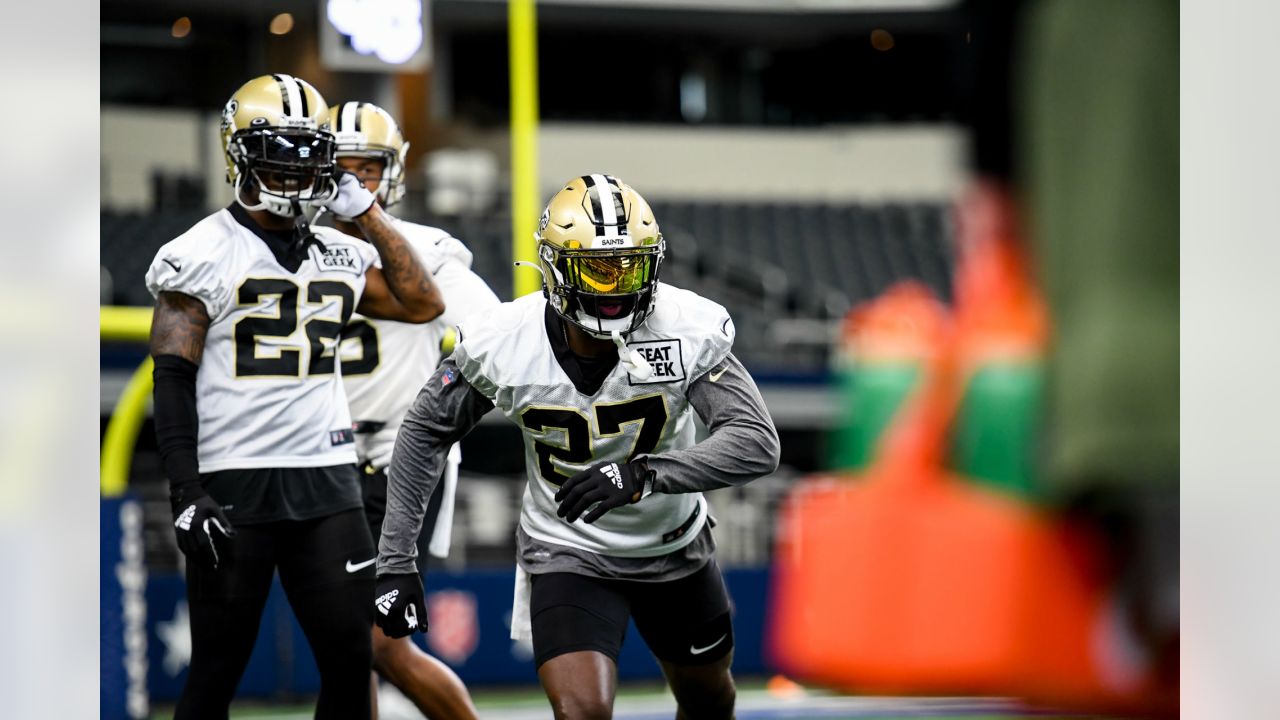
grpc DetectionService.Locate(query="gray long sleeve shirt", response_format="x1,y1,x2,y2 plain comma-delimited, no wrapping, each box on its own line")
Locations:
377,352,780,581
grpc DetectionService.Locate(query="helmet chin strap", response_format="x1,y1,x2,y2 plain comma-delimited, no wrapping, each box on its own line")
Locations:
289,198,327,254
611,329,653,381
513,260,544,276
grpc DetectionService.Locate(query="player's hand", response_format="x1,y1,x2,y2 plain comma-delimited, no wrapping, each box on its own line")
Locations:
375,573,428,638
320,170,377,219
171,491,235,569
555,460,651,524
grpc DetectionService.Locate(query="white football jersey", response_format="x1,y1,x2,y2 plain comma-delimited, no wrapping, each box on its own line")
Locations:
146,208,378,472
453,283,735,558
339,217,500,469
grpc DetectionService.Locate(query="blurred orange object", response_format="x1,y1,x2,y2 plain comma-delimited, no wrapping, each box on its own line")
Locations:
841,281,952,363
768,466,1118,699
765,674,807,700
767,383,1156,709
768,184,1163,714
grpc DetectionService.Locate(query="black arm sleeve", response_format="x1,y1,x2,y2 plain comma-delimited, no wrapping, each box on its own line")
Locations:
378,358,496,575
152,354,201,503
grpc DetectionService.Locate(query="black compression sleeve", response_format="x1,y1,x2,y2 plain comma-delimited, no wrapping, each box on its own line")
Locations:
152,354,202,502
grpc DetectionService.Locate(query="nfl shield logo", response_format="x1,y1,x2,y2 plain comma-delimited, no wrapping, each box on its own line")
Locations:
426,590,479,665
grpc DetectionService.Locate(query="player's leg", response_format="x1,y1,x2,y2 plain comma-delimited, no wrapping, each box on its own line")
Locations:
539,651,618,720
632,559,736,720
174,523,277,720
531,572,631,720
360,462,387,720
277,508,376,720
657,652,736,720
371,629,480,720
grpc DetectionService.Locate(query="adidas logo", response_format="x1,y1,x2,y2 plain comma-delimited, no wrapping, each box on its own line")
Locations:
376,589,399,616
603,463,623,490
175,505,196,531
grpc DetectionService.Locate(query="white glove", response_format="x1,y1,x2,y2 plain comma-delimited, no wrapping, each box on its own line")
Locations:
321,171,377,220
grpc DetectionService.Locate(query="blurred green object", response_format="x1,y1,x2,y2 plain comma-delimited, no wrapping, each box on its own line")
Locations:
949,362,1045,498
1021,0,1179,495
828,362,920,471
826,282,950,472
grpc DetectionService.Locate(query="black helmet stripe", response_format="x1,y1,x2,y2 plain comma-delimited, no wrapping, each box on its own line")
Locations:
297,80,310,117
603,174,630,226
580,174,603,231
583,173,625,236
272,73,304,117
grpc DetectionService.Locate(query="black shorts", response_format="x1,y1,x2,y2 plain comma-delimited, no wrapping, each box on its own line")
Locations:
360,462,444,572
529,559,733,668
185,507,377,602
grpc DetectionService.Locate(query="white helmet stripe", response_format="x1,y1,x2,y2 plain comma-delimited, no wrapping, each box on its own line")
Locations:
589,173,619,229
341,101,360,132
274,73,304,118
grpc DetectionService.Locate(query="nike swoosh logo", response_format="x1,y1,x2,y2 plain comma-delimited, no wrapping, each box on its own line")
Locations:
708,366,728,383
345,558,376,573
163,258,182,272
689,633,727,655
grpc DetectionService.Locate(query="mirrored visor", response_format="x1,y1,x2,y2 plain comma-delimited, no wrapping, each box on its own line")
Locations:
238,129,335,196
238,129,335,168
563,249,657,295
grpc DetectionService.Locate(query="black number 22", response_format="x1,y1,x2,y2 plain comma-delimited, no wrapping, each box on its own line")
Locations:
234,278,355,377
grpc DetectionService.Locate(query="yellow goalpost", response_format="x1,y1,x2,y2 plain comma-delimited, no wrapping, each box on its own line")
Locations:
100,306,153,498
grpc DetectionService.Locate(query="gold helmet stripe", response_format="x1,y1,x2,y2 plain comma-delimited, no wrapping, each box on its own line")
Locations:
272,73,306,118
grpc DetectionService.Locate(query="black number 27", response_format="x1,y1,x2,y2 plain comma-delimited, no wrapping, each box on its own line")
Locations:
521,395,668,486
234,278,355,377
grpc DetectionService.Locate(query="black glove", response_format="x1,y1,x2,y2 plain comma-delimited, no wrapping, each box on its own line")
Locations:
555,460,652,524
171,486,235,569
375,573,428,638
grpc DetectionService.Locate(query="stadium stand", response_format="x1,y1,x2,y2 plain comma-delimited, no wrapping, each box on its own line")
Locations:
101,200,953,374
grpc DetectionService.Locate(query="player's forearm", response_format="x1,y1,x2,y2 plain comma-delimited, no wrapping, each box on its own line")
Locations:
379,429,446,574
356,204,444,321
152,355,202,494
378,362,494,574
642,354,781,494
149,292,211,499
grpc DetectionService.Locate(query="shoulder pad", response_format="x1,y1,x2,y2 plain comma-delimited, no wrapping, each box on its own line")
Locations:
145,215,237,318
452,294,544,399
645,283,734,379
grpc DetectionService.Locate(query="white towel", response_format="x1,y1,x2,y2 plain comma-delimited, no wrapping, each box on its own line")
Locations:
427,443,462,559
510,564,534,644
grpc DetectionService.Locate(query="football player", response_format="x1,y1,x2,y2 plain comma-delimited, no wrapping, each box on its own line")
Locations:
326,101,496,720
146,75,444,720
373,175,781,719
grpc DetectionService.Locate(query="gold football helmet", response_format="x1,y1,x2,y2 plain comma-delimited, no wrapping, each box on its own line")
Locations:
220,74,335,218
535,174,665,338
328,101,409,211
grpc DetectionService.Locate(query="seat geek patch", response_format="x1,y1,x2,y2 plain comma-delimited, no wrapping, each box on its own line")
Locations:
627,339,685,385
313,243,364,275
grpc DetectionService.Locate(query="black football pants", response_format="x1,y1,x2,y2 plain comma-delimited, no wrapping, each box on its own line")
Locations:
174,508,376,720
